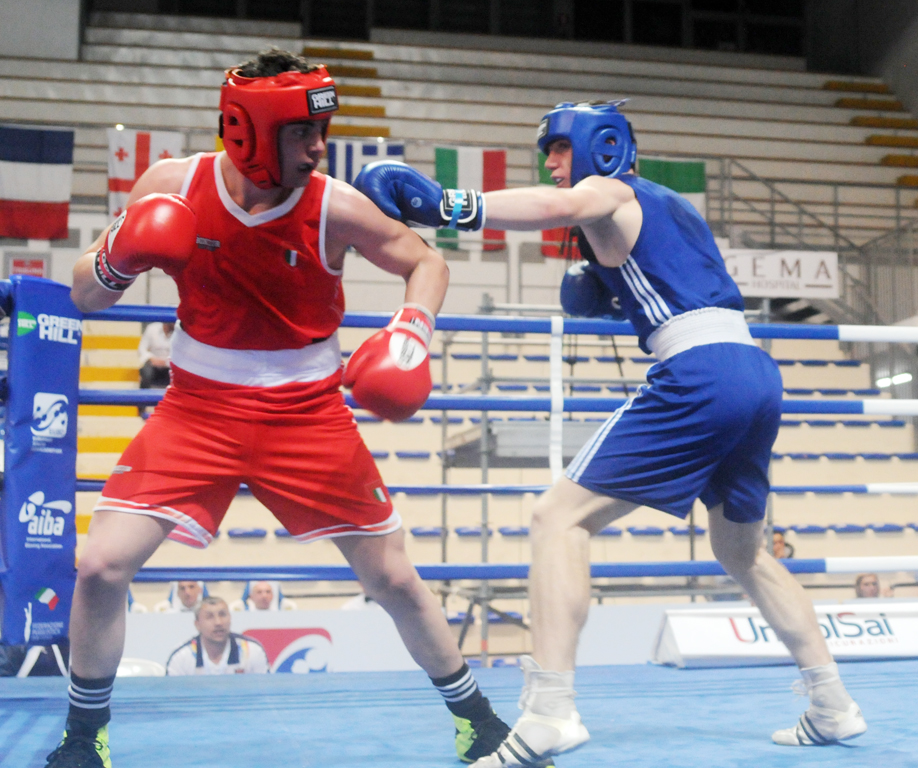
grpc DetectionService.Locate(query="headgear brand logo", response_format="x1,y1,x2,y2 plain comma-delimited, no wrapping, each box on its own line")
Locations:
308,86,338,115
243,628,332,674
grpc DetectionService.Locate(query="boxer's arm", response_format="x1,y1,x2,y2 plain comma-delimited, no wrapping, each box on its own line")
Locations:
326,179,449,314
71,158,191,312
483,176,633,230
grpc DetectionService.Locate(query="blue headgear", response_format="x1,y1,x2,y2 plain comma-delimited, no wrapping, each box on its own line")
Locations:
536,100,637,185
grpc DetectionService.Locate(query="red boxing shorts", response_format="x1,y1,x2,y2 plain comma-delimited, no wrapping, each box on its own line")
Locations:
94,367,399,548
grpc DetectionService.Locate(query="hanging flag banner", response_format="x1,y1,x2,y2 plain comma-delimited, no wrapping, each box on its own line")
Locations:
434,147,506,252
0,276,81,646
0,125,74,240
326,139,404,184
107,128,184,218
638,157,707,217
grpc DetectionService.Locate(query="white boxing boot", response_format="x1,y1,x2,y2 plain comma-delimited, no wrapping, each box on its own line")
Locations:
772,662,867,746
471,656,590,767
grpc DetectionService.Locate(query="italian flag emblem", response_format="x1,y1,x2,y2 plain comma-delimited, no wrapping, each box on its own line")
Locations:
373,487,387,503
35,587,59,610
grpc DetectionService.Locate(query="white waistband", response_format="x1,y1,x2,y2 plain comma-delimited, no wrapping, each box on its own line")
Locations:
646,308,755,361
170,324,342,386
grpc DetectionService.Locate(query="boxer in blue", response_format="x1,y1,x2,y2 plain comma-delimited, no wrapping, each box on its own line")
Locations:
355,101,867,765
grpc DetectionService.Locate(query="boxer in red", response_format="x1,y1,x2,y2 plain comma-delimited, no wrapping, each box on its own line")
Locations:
45,49,528,768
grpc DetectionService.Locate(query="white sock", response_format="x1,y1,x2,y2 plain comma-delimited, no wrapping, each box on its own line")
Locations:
521,658,576,719
800,662,854,712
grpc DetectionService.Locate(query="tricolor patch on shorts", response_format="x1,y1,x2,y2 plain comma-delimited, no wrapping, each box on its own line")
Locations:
35,587,59,610
284,249,298,267
372,487,386,503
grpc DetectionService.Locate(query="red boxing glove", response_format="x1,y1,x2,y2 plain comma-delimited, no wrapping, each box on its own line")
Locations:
343,304,435,422
93,193,197,292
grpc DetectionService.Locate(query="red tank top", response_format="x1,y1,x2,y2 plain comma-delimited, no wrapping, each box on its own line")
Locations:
175,153,345,350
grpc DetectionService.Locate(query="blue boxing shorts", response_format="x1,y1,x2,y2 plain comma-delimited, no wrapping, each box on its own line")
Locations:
565,343,782,523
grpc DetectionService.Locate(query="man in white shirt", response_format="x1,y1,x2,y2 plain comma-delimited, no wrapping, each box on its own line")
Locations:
166,597,268,675
138,321,175,389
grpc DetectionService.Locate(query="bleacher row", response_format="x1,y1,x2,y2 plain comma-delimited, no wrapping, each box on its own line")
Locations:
166,521,918,540
2,10,916,250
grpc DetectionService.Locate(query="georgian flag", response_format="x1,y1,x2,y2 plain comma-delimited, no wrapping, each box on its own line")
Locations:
107,129,184,219
326,139,405,184
0,125,74,240
434,147,506,251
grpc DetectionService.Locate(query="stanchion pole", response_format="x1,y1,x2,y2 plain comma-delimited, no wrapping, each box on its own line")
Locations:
479,326,490,666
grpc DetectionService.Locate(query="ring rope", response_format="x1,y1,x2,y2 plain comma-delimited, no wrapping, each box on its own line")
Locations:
130,555,918,583
78,389,918,416
84,305,918,344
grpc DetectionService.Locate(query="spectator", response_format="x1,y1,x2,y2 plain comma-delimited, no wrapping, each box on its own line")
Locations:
854,573,893,598
772,530,795,559
154,580,206,613
230,580,296,611
166,597,268,676
126,588,147,614
341,592,382,611
138,321,174,390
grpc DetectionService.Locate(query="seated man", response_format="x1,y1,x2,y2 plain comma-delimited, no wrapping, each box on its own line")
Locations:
154,580,206,613
138,321,175,390
773,529,794,559
230,580,296,611
166,597,268,675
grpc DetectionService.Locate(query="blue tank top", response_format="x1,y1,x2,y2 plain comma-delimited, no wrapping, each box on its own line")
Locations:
587,175,743,352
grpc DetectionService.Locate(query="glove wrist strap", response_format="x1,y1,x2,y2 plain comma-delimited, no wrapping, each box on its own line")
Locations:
389,303,435,349
439,189,485,231
93,249,136,292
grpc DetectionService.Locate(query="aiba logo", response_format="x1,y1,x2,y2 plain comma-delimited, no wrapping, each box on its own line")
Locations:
243,628,332,674
32,393,69,439
16,311,81,344
19,491,72,537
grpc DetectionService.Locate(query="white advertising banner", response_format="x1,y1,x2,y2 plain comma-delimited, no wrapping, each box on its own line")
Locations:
652,602,918,668
722,249,838,299
124,608,418,674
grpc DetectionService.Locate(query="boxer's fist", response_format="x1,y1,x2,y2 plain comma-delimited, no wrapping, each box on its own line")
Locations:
94,193,197,291
354,161,484,231
343,304,435,421
560,261,625,320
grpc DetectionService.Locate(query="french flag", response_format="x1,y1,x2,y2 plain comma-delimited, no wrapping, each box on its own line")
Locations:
0,126,74,240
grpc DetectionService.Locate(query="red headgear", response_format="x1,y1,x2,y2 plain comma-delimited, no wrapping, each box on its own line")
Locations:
218,66,338,189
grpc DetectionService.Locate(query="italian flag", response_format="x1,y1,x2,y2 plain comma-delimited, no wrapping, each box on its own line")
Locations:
434,147,506,251
638,157,707,217
35,587,59,610
538,152,568,258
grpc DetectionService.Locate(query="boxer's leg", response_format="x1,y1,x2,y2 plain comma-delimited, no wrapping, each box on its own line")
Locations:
335,530,528,764
708,505,867,746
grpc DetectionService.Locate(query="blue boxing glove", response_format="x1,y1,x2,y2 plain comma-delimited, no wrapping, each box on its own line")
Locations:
560,261,626,320
354,161,485,231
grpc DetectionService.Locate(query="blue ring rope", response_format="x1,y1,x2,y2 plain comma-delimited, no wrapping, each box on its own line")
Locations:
75,480,915,495
78,388,901,416
81,305,918,343
130,558,881,583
